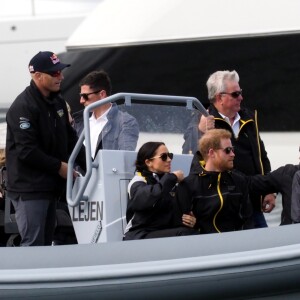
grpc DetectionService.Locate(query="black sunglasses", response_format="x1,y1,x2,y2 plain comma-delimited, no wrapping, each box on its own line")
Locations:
79,90,101,101
150,152,174,161
217,146,235,154
31,71,62,78
220,89,242,99
45,70,62,78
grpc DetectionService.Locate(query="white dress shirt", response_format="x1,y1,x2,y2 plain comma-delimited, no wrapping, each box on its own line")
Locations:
88,105,112,157
219,112,241,138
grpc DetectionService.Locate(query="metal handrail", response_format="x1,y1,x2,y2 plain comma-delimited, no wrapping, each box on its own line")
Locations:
66,92,208,207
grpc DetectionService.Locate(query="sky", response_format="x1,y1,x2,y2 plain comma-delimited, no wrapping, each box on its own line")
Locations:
0,0,101,18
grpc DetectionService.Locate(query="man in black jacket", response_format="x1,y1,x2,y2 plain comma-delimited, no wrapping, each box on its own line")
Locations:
182,70,275,228
178,129,253,233
6,51,85,246
179,129,299,230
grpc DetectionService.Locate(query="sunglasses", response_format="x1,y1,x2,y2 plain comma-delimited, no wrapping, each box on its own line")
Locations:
150,152,174,161
79,90,101,101
45,71,62,78
220,89,242,98
217,146,235,154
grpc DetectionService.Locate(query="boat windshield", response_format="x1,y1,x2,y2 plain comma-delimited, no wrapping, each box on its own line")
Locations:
102,102,202,154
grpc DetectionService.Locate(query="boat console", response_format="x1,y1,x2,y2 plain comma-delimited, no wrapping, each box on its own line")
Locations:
66,92,205,244
68,150,193,243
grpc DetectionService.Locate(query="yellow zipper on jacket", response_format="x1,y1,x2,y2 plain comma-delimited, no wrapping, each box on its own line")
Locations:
254,110,265,209
254,110,264,175
213,173,223,233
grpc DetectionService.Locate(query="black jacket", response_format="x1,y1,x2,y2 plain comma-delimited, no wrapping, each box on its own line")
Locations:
189,152,299,225
183,105,271,211
6,80,85,200
183,105,271,174
248,164,300,225
124,170,180,239
177,152,253,234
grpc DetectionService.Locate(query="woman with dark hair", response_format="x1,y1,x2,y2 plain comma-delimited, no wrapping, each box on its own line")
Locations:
123,142,197,240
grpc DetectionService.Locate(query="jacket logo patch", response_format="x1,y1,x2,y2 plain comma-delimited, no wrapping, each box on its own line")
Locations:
57,109,64,117
19,117,30,130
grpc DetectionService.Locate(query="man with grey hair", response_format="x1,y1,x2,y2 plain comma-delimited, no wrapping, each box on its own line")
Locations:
182,70,275,228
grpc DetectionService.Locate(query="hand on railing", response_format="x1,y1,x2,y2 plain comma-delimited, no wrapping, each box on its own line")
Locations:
59,161,82,180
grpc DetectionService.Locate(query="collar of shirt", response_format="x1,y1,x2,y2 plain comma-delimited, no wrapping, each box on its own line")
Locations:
89,104,112,122
218,112,241,138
